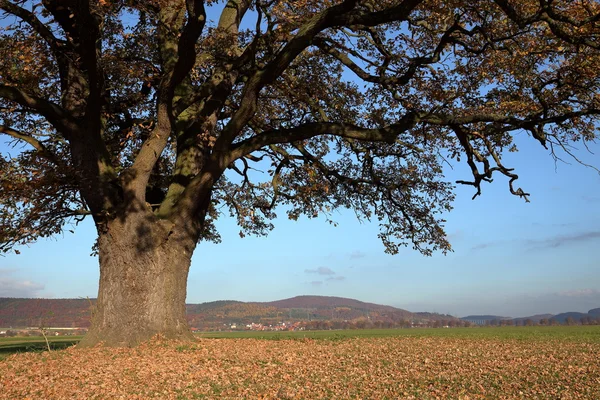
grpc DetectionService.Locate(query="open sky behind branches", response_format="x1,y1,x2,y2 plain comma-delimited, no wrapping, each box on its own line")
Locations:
0,4,599,318
1,132,599,318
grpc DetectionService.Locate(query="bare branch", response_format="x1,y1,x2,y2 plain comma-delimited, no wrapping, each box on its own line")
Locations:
0,85,78,135
229,114,422,162
214,0,425,153
0,125,61,164
0,0,67,53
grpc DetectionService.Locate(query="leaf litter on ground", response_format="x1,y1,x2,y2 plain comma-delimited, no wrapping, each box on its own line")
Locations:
0,335,598,399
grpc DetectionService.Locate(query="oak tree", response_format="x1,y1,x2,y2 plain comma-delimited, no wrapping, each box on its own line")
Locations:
1,0,598,346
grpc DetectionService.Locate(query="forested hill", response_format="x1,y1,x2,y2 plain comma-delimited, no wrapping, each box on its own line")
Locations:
0,298,94,328
0,296,457,329
265,295,406,313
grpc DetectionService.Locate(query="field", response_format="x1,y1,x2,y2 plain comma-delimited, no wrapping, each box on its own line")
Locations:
197,325,600,341
0,326,599,399
0,336,82,361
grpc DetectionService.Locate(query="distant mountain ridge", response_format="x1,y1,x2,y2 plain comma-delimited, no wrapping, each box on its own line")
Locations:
264,295,402,312
2,296,597,329
461,309,600,325
0,296,453,329
0,298,93,328
186,295,445,329
512,314,554,324
462,315,512,321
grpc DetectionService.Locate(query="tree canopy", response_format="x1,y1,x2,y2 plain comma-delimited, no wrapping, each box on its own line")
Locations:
1,0,599,254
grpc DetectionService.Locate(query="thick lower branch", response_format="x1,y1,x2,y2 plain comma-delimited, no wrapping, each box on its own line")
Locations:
229,115,422,162
0,85,78,134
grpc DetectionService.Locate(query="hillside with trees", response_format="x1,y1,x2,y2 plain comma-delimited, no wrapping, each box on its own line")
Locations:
0,296,458,330
0,298,94,328
3,297,598,331
462,310,600,326
1,0,599,346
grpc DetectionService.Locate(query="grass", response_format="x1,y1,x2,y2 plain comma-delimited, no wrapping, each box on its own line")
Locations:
1,326,598,360
0,336,83,360
195,325,600,341
3,332,599,398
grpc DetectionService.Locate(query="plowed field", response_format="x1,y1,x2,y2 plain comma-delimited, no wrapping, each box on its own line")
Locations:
1,334,599,399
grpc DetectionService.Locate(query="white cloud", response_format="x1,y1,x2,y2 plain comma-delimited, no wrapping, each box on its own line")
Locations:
305,267,335,276
401,288,600,318
349,251,366,259
527,231,600,250
0,269,45,297
558,289,599,298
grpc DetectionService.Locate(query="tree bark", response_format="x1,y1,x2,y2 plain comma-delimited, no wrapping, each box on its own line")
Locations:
79,211,197,347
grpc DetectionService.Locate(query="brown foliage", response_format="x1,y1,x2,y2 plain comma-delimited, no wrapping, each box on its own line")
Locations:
0,297,454,330
1,0,599,344
1,336,599,398
1,0,599,255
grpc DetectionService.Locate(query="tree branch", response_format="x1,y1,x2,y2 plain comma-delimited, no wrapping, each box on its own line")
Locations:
314,18,460,88
494,0,600,49
0,125,60,164
0,0,67,54
0,85,78,134
124,1,207,202
169,0,207,95
215,0,425,153
157,0,252,216
228,113,422,162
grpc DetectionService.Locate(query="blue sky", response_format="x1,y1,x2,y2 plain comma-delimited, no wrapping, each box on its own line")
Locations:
0,3,599,318
1,131,599,318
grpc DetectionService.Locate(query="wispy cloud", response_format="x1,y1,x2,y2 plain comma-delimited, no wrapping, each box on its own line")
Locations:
0,269,45,298
532,222,574,228
445,229,463,241
558,289,599,298
471,242,497,251
435,288,600,318
582,195,600,203
0,268,17,274
508,289,600,316
305,267,335,276
527,231,600,249
304,267,346,284
349,251,366,259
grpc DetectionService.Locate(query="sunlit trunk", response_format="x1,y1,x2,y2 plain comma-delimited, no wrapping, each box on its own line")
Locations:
79,212,196,347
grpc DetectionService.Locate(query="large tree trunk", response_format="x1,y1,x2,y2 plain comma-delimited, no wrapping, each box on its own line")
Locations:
79,211,197,347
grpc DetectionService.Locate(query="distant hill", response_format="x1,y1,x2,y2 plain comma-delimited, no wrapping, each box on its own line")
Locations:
462,315,511,320
0,296,458,329
516,308,600,325
5,296,595,330
262,295,415,322
185,301,280,328
462,309,600,326
550,312,588,324
461,315,511,325
189,295,457,329
265,295,401,312
588,308,600,316
0,298,94,328
512,314,554,324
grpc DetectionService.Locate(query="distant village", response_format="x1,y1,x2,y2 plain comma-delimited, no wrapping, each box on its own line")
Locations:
191,321,306,333
1,297,598,337
2,314,600,338
0,327,87,337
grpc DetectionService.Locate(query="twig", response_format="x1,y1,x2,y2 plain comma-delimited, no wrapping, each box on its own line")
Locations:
40,326,51,352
